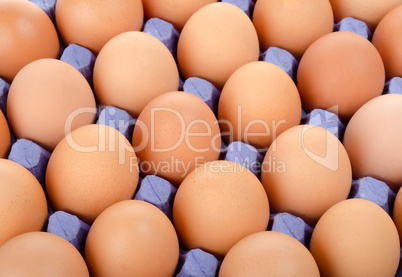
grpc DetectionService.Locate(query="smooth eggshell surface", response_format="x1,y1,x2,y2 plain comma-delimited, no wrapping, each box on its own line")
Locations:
219,231,320,277
0,110,10,158
94,31,179,118
0,232,89,277
46,124,139,224
0,0,59,82
177,2,259,89
85,200,179,277
173,161,270,259
56,0,144,55
343,94,402,192
310,199,400,276
393,187,402,246
0,159,48,247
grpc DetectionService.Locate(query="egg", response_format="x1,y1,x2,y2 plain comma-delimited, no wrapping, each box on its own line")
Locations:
7,58,96,152
253,0,334,59
0,109,11,158
177,2,259,89
297,31,385,122
393,187,402,245
173,161,270,259
343,94,402,192
219,231,320,277
142,0,217,31
85,200,179,277
218,61,301,151
372,5,402,80
261,125,352,226
46,124,139,224
132,91,221,186
0,159,47,247
0,0,59,82
56,0,144,55
310,199,400,276
0,232,89,277
94,31,180,118
329,0,402,31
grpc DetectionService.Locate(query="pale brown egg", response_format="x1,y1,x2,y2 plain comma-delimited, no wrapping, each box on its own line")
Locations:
46,124,139,224
393,187,402,245
0,159,47,247
94,31,179,118
372,5,402,80
132,91,221,186
253,0,334,59
56,0,143,55
177,2,259,89
173,161,270,259
85,200,179,277
297,31,385,122
329,0,402,31
0,110,10,158
310,199,400,276
343,94,402,192
0,0,59,82
261,125,352,226
219,231,320,277
142,0,217,31
0,232,89,277
218,61,301,151
7,58,96,152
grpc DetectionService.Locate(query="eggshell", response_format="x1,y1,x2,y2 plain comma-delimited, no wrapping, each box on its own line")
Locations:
219,231,319,277
253,0,334,59
297,31,385,122
372,5,402,80
310,199,400,276
0,159,48,247
177,2,259,89
173,161,270,259
261,125,352,226
142,0,217,31
0,109,10,158
218,61,301,151
46,124,139,224
343,94,402,192
56,0,143,54
393,187,402,245
85,200,179,277
94,31,179,118
0,232,89,277
0,0,59,82
132,91,221,186
329,0,402,31
7,58,96,152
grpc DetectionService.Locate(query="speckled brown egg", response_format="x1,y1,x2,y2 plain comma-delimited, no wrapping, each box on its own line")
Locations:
0,110,10,158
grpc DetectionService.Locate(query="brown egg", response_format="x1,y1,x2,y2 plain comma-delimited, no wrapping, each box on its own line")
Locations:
142,0,217,31
372,5,402,80
310,199,400,276
343,94,402,192
177,2,259,89
94,31,179,118
297,31,385,122
393,187,402,245
132,91,221,186
7,58,96,152
329,0,402,31
218,61,301,151
0,159,47,247
0,110,10,158
253,0,334,59
261,125,352,226
219,231,320,277
46,124,139,224
0,0,59,82
173,161,270,259
56,0,143,55
0,232,89,277
85,200,179,277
